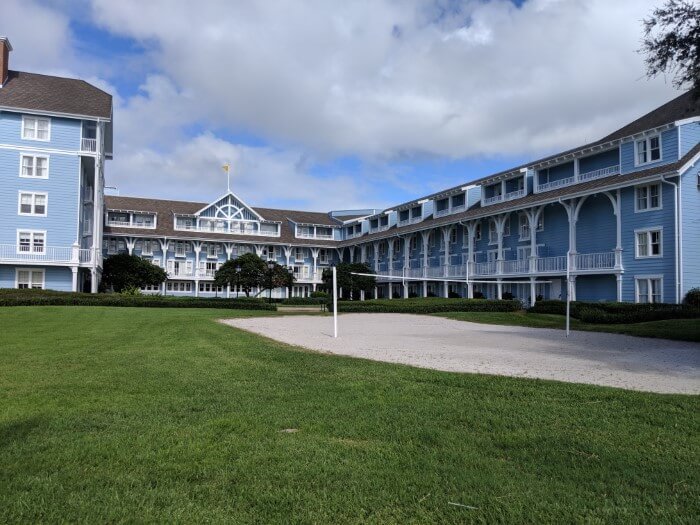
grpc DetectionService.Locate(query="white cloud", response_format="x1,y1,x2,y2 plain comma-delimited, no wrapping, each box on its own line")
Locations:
89,0,678,160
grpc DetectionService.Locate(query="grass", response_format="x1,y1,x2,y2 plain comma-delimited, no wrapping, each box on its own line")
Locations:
0,306,698,523
435,311,700,342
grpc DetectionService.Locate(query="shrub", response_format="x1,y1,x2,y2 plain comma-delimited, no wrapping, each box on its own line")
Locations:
530,299,700,324
0,288,276,310
310,291,328,299
502,292,514,300
427,291,437,298
473,291,485,299
331,297,520,314
279,297,327,305
120,286,142,296
684,288,700,308
408,292,419,298
448,291,461,298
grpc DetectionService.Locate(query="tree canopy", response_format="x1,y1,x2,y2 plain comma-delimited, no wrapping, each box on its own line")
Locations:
101,253,168,293
322,262,376,300
640,0,699,96
214,253,294,297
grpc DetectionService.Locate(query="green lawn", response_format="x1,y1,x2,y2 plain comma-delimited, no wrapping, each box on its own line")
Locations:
436,311,700,342
0,307,698,523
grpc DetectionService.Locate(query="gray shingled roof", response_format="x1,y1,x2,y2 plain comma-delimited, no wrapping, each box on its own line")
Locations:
0,70,112,119
103,196,340,246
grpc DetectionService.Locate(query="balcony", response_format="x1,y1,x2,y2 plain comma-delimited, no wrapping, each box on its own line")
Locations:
373,251,618,281
80,138,97,153
483,188,525,206
0,244,93,265
397,216,423,227
536,165,620,193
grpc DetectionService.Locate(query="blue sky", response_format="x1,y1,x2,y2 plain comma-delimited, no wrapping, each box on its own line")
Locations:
3,0,679,211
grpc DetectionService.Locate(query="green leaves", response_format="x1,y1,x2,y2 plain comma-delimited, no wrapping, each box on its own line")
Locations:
101,253,168,293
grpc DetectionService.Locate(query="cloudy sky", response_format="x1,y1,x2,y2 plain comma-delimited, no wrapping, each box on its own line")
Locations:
2,0,681,211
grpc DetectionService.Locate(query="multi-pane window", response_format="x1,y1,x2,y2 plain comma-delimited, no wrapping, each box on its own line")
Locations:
22,116,51,141
167,281,192,292
18,231,45,254
319,249,329,264
173,241,190,257
18,192,47,216
16,269,44,289
636,135,661,165
410,236,418,251
475,223,482,241
206,243,219,258
519,214,530,240
294,247,305,261
636,229,662,258
141,239,156,256
20,155,49,178
450,229,457,244
489,220,497,244
636,277,662,303
635,183,661,211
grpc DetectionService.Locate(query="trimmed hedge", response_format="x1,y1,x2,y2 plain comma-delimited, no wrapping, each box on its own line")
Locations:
332,297,521,314
0,289,276,310
279,297,328,306
530,299,700,324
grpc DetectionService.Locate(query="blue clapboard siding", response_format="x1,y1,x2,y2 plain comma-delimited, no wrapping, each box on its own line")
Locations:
0,265,72,290
536,204,569,257
577,194,616,254
679,121,700,157
0,264,15,288
198,193,258,221
579,148,619,173
0,112,82,150
620,183,677,302
620,128,678,174
681,161,700,295
0,148,80,246
576,275,617,301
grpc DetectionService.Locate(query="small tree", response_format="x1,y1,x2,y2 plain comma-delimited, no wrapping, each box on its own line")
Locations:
322,262,376,300
640,0,700,96
101,253,167,293
214,253,267,297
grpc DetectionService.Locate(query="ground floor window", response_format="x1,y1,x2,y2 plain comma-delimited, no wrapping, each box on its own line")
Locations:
167,281,192,292
17,268,44,289
140,283,161,292
199,282,223,293
636,277,662,303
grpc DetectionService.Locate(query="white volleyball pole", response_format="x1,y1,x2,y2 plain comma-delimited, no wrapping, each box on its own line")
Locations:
332,265,338,338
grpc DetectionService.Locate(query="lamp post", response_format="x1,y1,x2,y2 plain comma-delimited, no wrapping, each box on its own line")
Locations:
267,261,275,304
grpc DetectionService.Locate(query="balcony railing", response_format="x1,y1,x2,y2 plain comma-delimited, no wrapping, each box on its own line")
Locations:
373,251,618,280
81,138,97,153
397,216,423,227
536,165,620,193
0,244,93,264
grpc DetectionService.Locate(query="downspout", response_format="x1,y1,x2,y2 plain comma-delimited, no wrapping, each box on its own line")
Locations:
660,175,681,304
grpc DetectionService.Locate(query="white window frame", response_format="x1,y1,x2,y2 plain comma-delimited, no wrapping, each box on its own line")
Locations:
635,227,663,258
18,191,48,217
518,214,530,241
16,230,46,254
21,116,51,142
19,154,49,179
141,239,155,256
634,183,662,213
15,268,45,289
450,228,458,244
634,134,662,166
635,275,663,304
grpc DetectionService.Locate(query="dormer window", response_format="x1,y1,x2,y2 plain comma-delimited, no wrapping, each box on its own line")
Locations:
636,135,661,165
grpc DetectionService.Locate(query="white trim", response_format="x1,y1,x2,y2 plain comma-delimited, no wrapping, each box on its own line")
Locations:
0,142,80,156
18,153,49,179
17,191,48,217
21,115,51,142
633,182,663,213
634,227,663,259
674,116,700,126
634,275,664,304
15,267,45,289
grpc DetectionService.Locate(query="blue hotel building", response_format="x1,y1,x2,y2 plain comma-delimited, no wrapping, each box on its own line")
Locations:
1,37,699,304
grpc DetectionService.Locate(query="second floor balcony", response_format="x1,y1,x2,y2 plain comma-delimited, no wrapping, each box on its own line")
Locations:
536,165,620,193
0,243,94,265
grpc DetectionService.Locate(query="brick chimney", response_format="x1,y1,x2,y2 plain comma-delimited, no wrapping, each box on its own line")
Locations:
0,37,12,87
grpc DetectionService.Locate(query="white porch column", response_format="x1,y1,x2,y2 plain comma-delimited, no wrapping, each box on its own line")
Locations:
403,236,410,298
497,279,503,300
530,277,536,307
160,238,169,296
604,190,623,270
421,231,430,297
360,290,365,301
71,267,78,292
617,274,623,302
372,242,379,272
126,238,136,255
193,242,201,297
464,221,477,299
495,214,508,275
442,227,451,297
310,247,319,283
387,238,395,299
527,206,544,274
225,244,233,298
